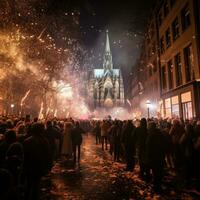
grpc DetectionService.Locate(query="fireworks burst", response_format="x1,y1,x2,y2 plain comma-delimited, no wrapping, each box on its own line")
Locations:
0,1,91,117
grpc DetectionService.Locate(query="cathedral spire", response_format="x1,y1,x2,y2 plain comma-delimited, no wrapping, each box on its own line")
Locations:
103,30,113,70
105,30,111,53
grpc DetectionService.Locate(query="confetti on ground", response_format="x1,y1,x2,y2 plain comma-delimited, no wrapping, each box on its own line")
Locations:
40,135,200,200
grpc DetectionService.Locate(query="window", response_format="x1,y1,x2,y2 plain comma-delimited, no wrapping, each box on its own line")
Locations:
158,12,163,26
170,0,176,8
171,96,179,117
150,24,155,38
148,48,151,58
164,1,169,17
161,65,167,90
181,3,191,31
160,36,165,54
181,92,193,120
184,44,194,82
165,98,172,118
174,53,182,86
165,27,171,48
167,59,174,89
153,60,157,73
149,65,153,77
152,42,156,55
182,102,193,120
172,17,180,41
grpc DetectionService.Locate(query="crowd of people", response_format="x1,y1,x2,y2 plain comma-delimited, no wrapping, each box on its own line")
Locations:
0,115,200,199
0,115,85,200
93,118,200,193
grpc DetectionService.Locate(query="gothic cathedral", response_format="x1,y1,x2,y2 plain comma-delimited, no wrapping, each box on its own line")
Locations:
88,31,125,108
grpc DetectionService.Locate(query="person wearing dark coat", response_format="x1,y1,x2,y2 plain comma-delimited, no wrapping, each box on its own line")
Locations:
45,120,62,160
94,121,101,145
193,122,200,191
0,168,20,200
71,122,84,164
135,118,149,180
179,124,196,185
6,139,23,186
23,123,52,200
146,122,167,193
0,130,17,168
122,120,136,171
110,121,122,161
169,120,185,172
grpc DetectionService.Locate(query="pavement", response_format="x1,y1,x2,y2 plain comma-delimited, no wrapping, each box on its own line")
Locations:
40,134,200,200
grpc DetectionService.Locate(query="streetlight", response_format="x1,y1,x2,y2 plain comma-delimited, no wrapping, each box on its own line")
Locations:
146,100,151,119
10,104,14,115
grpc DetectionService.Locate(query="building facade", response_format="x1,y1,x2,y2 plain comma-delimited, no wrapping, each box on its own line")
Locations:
88,31,125,109
131,13,161,118
131,0,200,119
157,0,200,120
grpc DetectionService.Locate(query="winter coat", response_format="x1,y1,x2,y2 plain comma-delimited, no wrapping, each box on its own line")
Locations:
71,126,83,146
170,124,185,145
23,135,52,177
100,122,110,137
135,126,148,162
122,123,136,154
146,128,167,166
61,122,73,155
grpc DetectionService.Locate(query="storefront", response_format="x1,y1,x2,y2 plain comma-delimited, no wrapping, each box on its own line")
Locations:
181,91,193,120
171,96,180,118
161,90,194,120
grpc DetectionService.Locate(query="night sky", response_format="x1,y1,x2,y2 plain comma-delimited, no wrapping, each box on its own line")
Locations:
78,0,157,72
0,0,157,76
46,0,157,70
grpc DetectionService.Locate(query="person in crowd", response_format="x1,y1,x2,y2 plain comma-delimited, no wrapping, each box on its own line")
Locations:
23,123,52,200
94,121,101,145
100,120,110,150
5,132,23,186
61,121,73,158
113,120,122,162
146,122,167,193
135,118,149,180
0,120,7,136
170,119,185,173
162,121,174,169
71,122,84,164
193,134,200,191
0,168,20,200
108,121,115,155
0,130,18,168
45,120,62,160
122,120,136,171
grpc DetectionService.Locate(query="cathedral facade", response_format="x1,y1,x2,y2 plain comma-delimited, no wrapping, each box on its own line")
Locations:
88,31,125,108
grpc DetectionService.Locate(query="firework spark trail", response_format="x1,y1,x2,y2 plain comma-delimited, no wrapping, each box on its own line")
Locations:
126,99,132,107
21,90,31,106
46,106,50,117
54,109,57,117
37,26,47,40
0,2,93,118
38,102,44,119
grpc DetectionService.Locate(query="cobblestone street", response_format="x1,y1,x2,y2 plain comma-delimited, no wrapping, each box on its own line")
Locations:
40,134,200,200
